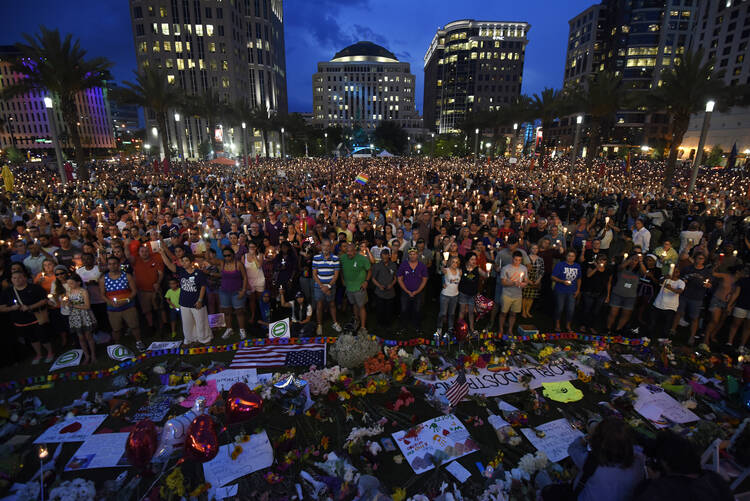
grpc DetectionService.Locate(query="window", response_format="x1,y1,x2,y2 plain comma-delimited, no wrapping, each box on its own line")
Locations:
133,6,143,18
206,25,214,36
159,7,167,17
161,23,170,35
135,24,144,36
218,25,224,36
165,59,173,68
208,42,216,52
195,25,203,36
205,7,212,18
163,41,171,51
175,41,183,52
152,41,160,52
177,59,185,70
138,41,147,53
167,74,175,84
222,77,230,88
222,60,228,70
216,7,223,18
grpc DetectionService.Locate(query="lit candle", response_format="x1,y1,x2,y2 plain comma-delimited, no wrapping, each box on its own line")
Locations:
733,250,738,257
669,263,675,276
624,253,629,260
443,251,449,262
485,262,492,273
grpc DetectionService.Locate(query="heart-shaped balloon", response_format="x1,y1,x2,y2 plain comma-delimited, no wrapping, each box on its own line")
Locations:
455,319,469,342
184,415,219,463
125,419,158,470
225,382,263,424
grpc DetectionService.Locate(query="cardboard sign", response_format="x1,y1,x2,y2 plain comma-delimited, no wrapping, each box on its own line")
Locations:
203,430,274,487
49,350,83,372
65,433,130,470
268,318,290,339
207,368,259,392
633,384,699,428
208,313,226,328
107,344,135,362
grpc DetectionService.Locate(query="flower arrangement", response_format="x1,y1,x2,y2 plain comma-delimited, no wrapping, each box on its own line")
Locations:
329,334,380,369
48,479,96,501
299,365,343,396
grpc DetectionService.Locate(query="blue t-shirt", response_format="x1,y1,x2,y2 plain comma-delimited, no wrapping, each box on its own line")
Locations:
552,261,581,294
178,268,207,308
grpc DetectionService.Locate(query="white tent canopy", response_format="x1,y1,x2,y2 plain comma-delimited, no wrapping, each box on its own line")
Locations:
377,150,395,157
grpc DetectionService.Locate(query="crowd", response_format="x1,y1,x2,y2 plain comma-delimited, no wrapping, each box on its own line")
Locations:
0,153,749,367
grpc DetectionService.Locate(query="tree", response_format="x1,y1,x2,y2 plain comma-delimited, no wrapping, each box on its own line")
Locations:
705,145,724,166
197,140,212,160
647,49,728,186
374,121,408,155
111,68,182,165
529,88,567,157
184,90,228,157
2,27,112,180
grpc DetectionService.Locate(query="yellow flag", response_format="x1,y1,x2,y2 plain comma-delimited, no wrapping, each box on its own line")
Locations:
1,165,13,193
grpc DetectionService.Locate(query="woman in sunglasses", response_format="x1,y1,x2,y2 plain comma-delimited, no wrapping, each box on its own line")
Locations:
214,247,248,341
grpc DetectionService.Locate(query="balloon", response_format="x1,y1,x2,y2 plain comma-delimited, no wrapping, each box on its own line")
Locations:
225,382,263,424
474,294,494,320
154,397,208,462
126,419,158,470
184,415,219,463
455,319,469,342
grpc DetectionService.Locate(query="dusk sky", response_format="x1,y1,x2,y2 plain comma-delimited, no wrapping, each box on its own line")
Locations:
1,0,595,115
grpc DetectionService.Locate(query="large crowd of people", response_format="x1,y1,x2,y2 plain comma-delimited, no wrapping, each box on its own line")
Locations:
0,153,749,366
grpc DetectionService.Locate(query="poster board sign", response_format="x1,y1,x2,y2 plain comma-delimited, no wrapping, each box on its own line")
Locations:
65,433,130,471
520,418,584,462
34,415,107,444
268,318,290,339
49,350,83,372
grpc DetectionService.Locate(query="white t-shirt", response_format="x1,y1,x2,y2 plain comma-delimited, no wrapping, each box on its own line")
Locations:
442,268,461,297
653,278,685,311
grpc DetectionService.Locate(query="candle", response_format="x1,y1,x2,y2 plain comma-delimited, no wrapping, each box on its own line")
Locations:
624,253,629,260
485,262,492,272
605,216,610,225
519,272,524,282
443,251,449,262
669,263,675,276
733,250,738,257
719,252,725,263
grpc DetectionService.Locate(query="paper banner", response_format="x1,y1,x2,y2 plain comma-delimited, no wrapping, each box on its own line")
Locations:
107,344,135,362
520,418,584,462
207,368,259,392
49,350,83,372
34,414,107,444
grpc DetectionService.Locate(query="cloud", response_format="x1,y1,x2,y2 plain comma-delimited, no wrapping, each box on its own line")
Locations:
308,15,355,48
394,50,413,61
352,25,387,45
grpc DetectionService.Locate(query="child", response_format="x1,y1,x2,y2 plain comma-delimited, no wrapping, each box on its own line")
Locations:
64,274,98,364
164,277,181,339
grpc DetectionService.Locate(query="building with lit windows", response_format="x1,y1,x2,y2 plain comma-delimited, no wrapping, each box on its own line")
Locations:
128,0,287,157
311,41,421,133
0,45,116,155
423,20,530,134
681,0,750,155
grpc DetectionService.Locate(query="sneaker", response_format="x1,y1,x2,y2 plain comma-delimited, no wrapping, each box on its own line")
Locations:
44,354,55,363
316,324,323,335
221,328,233,340
239,329,247,340
136,341,146,352
332,322,343,333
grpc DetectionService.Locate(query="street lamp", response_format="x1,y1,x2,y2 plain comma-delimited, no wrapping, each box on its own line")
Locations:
241,122,248,167
431,132,435,157
44,96,67,185
370,143,375,157
570,114,583,171
510,122,518,158
173,112,183,161
689,99,715,192
474,127,480,166
280,127,286,160
324,132,328,156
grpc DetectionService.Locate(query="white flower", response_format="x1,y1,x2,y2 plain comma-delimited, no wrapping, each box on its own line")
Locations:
510,467,529,481
518,453,537,475
534,451,549,470
508,436,522,446
366,440,382,456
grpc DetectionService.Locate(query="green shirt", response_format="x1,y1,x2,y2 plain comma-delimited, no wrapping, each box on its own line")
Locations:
165,288,181,309
340,253,371,292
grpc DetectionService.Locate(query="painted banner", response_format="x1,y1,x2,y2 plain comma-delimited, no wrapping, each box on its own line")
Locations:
415,360,579,399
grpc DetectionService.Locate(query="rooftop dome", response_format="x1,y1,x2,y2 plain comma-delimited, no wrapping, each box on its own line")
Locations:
331,41,398,63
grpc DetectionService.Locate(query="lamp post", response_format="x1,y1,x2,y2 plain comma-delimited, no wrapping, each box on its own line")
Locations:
280,127,286,160
510,123,518,158
689,99,715,193
173,112,183,161
431,132,435,157
7,116,16,150
485,142,492,160
241,122,248,167
44,97,67,185
570,114,583,173
474,128,480,166
324,132,328,157
151,126,162,160
370,143,375,158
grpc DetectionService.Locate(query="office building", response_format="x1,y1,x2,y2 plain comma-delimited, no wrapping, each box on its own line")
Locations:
128,0,288,157
681,0,750,155
423,19,530,134
107,82,141,136
312,41,421,133
0,45,116,154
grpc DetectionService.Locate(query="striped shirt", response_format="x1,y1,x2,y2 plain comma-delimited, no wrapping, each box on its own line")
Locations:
312,253,340,288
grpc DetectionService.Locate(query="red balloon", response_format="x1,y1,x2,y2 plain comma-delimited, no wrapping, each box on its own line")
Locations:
184,415,219,463
126,419,158,470
455,319,469,342
225,382,263,424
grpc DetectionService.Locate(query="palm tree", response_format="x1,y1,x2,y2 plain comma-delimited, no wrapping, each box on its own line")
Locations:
529,88,567,157
185,90,228,157
111,68,182,163
648,49,728,186
2,27,112,179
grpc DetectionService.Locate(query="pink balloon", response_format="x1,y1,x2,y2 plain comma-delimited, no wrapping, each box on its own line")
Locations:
184,415,219,463
126,419,158,470
455,319,469,342
225,382,263,425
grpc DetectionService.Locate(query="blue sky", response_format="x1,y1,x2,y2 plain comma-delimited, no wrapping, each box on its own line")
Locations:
1,0,595,114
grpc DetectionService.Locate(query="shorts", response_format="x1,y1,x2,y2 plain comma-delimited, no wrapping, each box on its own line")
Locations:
169,308,181,322
107,306,140,333
678,297,703,320
346,289,368,307
314,285,336,303
501,295,522,313
137,290,161,313
458,292,475,306
219,290,246,309
709,296,728,312
609,293,636,311
733,306,749,319
247,280,265,293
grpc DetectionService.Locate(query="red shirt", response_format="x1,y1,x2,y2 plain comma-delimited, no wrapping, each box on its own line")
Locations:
132,254,164,291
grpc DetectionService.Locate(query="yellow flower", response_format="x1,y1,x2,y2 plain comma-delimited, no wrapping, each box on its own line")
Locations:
392,488,407,501
231,445,243,460
165,467,186,497
338,391,351,400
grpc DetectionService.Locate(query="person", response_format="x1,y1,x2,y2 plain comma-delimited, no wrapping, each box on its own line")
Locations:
727,268,750,350
340,242,371,335
0,270,55,364
255,290,275,334
579,255,612,334
437,255,461,335
273,241,298,295
679,221,703,254
164,277,181,339
521,243,544,318
129,244,165,335
606,254,641,334
216,247,248,341
498,251,528,336
242,242,265,324
457,252,487,335
654,240,678,276
634,431,732,501
671,253,712,344
76,252,109,339
542,417,645,501
99,256,144,351
64,273,97,364
632,218,651,252
312,239,342,335
280,290,314,337
371,247,398,328
703,264,742,346
159,249,213,346
551,250,582,332
397,247,429,334
651,266,685,339
489,235,530,327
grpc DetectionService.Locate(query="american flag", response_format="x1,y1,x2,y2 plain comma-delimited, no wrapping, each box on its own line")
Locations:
445,370,469,407
230,343,326,369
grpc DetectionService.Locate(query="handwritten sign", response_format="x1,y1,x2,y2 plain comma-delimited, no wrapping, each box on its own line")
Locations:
520,418,584,462
131,396,173,423
207,368,258,392
633,384,699,428
416,360,579,399
65,433,129,471
392,414,479,475
202,430,274,487
34,414,107,444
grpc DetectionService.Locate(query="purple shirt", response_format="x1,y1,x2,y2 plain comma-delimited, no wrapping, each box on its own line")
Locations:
397,259,428,293
264,220,283,246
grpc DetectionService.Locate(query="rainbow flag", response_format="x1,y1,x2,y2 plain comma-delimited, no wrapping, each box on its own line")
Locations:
355,173,369,185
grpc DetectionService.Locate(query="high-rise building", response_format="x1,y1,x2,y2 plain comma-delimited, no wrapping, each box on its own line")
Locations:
311,41,421,133
681,0,750,155
107,82,141,135
423,20,530,134
564,5,606,88
0,45,116,155
128,0,287,157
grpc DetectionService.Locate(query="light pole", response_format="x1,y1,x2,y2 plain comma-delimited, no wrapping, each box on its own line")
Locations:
570,114,583,173
44,97,67,185
431,132,435,157
151,126,162,160
474,128,479,166
241,122,248,167
689,99,715,193
324,132,328,157
173,112,183,161
280,127,286,160
486,142,492,160
510,123,518,157
370,143,375,158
